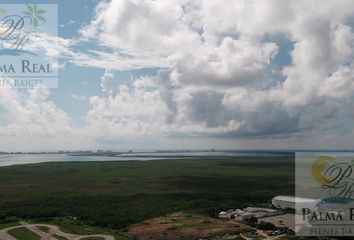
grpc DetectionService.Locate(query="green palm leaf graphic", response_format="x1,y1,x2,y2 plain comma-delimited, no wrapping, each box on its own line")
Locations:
23,4,46,28
37,10,46,14
27,5,34,13
37,15,46,22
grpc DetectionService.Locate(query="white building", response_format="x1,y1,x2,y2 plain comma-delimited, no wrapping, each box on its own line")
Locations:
272,196,320,210
243,207,278,213
218,209,235,219
218,209,255,220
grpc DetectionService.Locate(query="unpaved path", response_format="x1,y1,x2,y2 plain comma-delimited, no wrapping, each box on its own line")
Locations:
0,221,114,240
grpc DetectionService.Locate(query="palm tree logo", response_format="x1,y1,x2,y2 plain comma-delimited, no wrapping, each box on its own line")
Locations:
23,4,46,27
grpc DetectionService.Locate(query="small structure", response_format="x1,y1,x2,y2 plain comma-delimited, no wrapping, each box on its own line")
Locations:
219,206,285,221
218,209,235,219
243,207,278,213
218,209,255,221
243,207,282,218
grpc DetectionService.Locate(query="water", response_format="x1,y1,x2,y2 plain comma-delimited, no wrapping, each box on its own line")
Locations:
0,151,294,167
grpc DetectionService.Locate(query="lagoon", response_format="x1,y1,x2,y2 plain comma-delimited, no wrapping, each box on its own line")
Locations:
0,150,294,167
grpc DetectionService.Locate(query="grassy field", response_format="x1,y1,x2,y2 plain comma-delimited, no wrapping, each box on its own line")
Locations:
53,234,68,240
0,221,20,230
7,227,40,240
30,218,126,239
80,238,105,240
0,157,294,231
37,225,50,233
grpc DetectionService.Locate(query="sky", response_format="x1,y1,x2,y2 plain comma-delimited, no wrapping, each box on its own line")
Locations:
0,0,354,151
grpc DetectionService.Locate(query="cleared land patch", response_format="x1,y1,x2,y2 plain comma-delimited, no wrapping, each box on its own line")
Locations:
126,211,251,240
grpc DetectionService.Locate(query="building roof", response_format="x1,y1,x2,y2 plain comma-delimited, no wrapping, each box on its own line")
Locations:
273,195,319,203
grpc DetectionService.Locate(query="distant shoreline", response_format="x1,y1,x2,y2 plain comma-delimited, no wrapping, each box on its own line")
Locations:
1,150,353,168
0,151,296,168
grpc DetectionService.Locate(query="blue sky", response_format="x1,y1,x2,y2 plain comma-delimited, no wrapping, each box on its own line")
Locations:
1,0,156,126
0,0,354,151
0,0,104,122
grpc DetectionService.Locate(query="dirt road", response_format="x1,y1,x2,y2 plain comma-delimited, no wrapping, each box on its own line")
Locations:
0,221,114,240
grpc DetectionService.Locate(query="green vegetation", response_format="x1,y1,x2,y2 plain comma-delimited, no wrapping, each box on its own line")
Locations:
80,237,105,240
31,218,125,239
37,225,50,232
206,232,243,240
0,157,294,230
8,227,40,240
0,221,20,230
53,234,68,240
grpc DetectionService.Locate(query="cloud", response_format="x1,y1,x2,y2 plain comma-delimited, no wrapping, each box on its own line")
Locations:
0,87,72,138
80,0,201,55
171,37,278,88
2,0,354,150
67,48,170,70
75,0,354,145
100,69,114,93
86,75,170,136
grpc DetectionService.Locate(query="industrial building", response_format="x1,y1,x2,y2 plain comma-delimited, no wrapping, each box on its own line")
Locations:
219,207,282,220
218,209,255,220
272,196,320,210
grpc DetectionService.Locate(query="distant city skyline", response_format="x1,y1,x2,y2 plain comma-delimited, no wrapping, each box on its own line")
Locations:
1,0,354,151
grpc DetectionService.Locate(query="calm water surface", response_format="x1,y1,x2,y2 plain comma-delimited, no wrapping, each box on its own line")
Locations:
0,151,294,167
